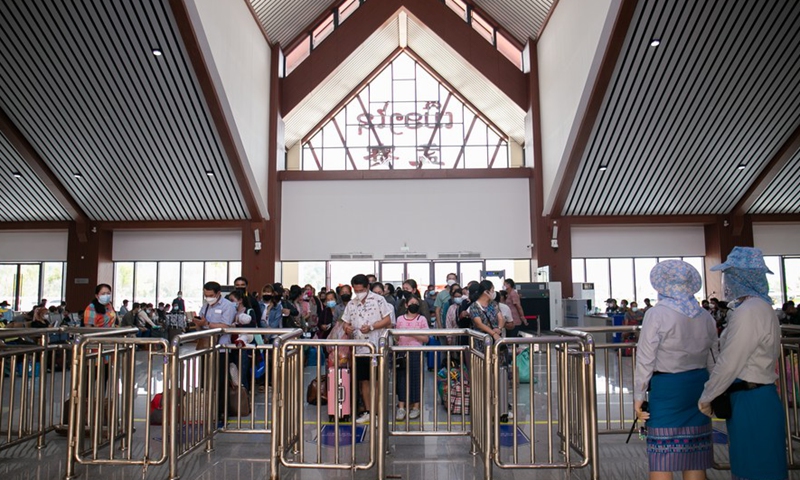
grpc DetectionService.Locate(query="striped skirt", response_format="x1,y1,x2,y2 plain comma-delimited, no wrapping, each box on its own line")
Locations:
728,382,787,480
646,369,713,472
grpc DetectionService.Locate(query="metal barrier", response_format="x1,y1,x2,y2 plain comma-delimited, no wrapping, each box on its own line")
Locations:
488,331,597,479
273,337,382,477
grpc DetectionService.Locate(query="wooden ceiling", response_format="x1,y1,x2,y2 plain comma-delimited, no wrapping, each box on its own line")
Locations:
563,0,800,216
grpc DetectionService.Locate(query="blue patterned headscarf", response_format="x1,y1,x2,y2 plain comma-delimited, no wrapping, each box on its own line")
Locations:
650,260,704,318
710,246,773,305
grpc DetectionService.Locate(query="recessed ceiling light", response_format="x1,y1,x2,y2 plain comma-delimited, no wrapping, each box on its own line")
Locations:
73,172,82,179
737,164,746,170
152,48,163,57
205,170,214,177
599,165,608,172
12,172,21,178
650,39,661,47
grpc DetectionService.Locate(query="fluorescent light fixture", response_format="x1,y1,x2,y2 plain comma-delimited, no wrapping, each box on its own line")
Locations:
650,39,661,47
73,172,82,179
152,48,163,56
599,165,608,172
12,172,21,178
737,164,746,170
205,170,214,177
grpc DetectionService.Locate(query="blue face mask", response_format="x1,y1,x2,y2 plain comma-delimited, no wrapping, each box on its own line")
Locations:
326,300,337,308
453,297,464,305
98,294,112,305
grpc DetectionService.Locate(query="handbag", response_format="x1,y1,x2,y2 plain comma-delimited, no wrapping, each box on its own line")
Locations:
307,375,328,405
228,385,251,417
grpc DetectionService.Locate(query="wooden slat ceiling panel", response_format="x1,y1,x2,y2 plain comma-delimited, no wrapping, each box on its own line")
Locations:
249,0,334,47
0,0,248,221
472,0,554,43
749,149,800,214
0,132,71,222
564,0,800,216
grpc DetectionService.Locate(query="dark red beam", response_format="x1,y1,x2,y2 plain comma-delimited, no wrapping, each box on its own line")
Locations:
278,168,531,181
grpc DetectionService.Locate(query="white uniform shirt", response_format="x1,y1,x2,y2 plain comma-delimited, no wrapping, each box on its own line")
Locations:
699,297,781,403
341,291,393,354
634,305,718,401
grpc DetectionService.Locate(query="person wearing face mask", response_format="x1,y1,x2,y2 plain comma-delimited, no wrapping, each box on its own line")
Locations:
316,291,338,340
445,288,465,344
342,274,393,425
503,279,528,332
172,291,185,313
84,283,116,328
233,277,262,328
30,306,49,328
136,303,157,336
467,280,506,344
396,279,431,324
625,301,645,326
372,282,396,325
434,273,458,329
335,285,353,323
394,296,429,421
698,247,786,480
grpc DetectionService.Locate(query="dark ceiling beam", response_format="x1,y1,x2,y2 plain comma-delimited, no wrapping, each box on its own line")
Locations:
95,219,244,230
0,221,73,230
568,214,718,226
548,0,638,218
0,108,88,227
281,0,528,115
733,122,800,218
279,168,531,182
170,0,263,222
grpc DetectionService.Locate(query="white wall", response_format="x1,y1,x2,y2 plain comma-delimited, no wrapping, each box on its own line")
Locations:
0,231,68,261
537,0,620,214
281,179,531,260
187,0,271,219
572,226,705,257
754,224,800,255
113,230,242,261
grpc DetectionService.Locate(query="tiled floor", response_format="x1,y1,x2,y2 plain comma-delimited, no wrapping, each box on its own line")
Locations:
1,348,798,479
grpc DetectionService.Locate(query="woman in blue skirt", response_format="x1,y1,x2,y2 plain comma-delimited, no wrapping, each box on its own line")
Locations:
699,247,788,480
635,260,719,479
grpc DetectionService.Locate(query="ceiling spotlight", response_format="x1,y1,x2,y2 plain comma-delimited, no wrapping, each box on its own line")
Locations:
205,170,214,177
737,164,746,170
650,39,661,47
152,48,163,57
73,172,83,179
12,171,21,178
599,165,608,172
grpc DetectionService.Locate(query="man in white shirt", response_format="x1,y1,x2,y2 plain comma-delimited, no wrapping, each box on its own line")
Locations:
342,274,393,424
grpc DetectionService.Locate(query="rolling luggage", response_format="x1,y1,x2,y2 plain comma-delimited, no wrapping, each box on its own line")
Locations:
327,366,351,421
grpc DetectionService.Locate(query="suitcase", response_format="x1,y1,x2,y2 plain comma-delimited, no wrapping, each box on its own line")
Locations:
327,367,351,421
498,365,510,422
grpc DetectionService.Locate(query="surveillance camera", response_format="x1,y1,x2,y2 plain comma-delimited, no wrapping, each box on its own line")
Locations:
254,241,262,252
526,244,534,249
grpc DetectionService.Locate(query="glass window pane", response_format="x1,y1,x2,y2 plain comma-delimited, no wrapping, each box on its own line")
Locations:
312,14,335,47
181,262,204,313
285,38,310,75
114,262,134,310
585,259,610,307
634,258,658,305
496,31,522,69
157,262,181,306
406,263,431,290
330,261,375,288
229,262,242,284
205,262,228,286
471,11,494,44
571,259,585,283
338,0,359,23
609,258,635,304
445,0,467,21
0,265,18,310
18,264,41,311
682,257,706,302
134,262,157,306
784,258,800,304
434,262,459,289
764,256,783,304
298,262,326,289
380,263,405,287
42,262,65,306
459,262,483,287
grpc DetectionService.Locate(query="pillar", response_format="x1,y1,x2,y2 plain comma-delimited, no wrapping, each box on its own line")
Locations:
704,215,754,299
65,222,113,312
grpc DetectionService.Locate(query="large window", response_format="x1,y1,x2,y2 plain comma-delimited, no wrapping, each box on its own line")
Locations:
113,261,242,313
574,257,706,305
0,262,66,311
302,53,509,171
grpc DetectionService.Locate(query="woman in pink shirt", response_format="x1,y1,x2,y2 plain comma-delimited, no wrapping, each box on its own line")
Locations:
395,296,429,421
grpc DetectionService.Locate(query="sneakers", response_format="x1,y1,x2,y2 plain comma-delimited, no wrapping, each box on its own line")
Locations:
355,411,371,424
395,408,406,421
229,363,240,387
408,408,420,419
507,405,514,420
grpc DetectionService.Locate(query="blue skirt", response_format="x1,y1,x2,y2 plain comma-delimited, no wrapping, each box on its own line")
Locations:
646,369,713,471
728,381,788,480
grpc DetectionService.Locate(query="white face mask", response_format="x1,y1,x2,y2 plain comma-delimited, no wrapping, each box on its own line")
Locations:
631,307,639,312
453,297,464,305
355,291,368,301
487,290,496,301
446,279,456,286
205,296,218,305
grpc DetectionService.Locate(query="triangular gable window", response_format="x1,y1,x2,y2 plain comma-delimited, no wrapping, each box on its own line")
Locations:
302,53,509,170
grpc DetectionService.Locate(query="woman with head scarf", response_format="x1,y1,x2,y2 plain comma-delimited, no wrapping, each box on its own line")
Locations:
698,247,787,480
634,260,718,479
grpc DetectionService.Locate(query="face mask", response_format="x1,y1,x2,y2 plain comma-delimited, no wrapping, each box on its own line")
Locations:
235,287,246,295
326,300,337,308
407,303,420,314
447,279,456,286
205,296,218,305
453,297,464,305
177,294,182,298
355,291,368,301
631,307,639,312
341,294,352,302
98,294,112,305
487,290,496,301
